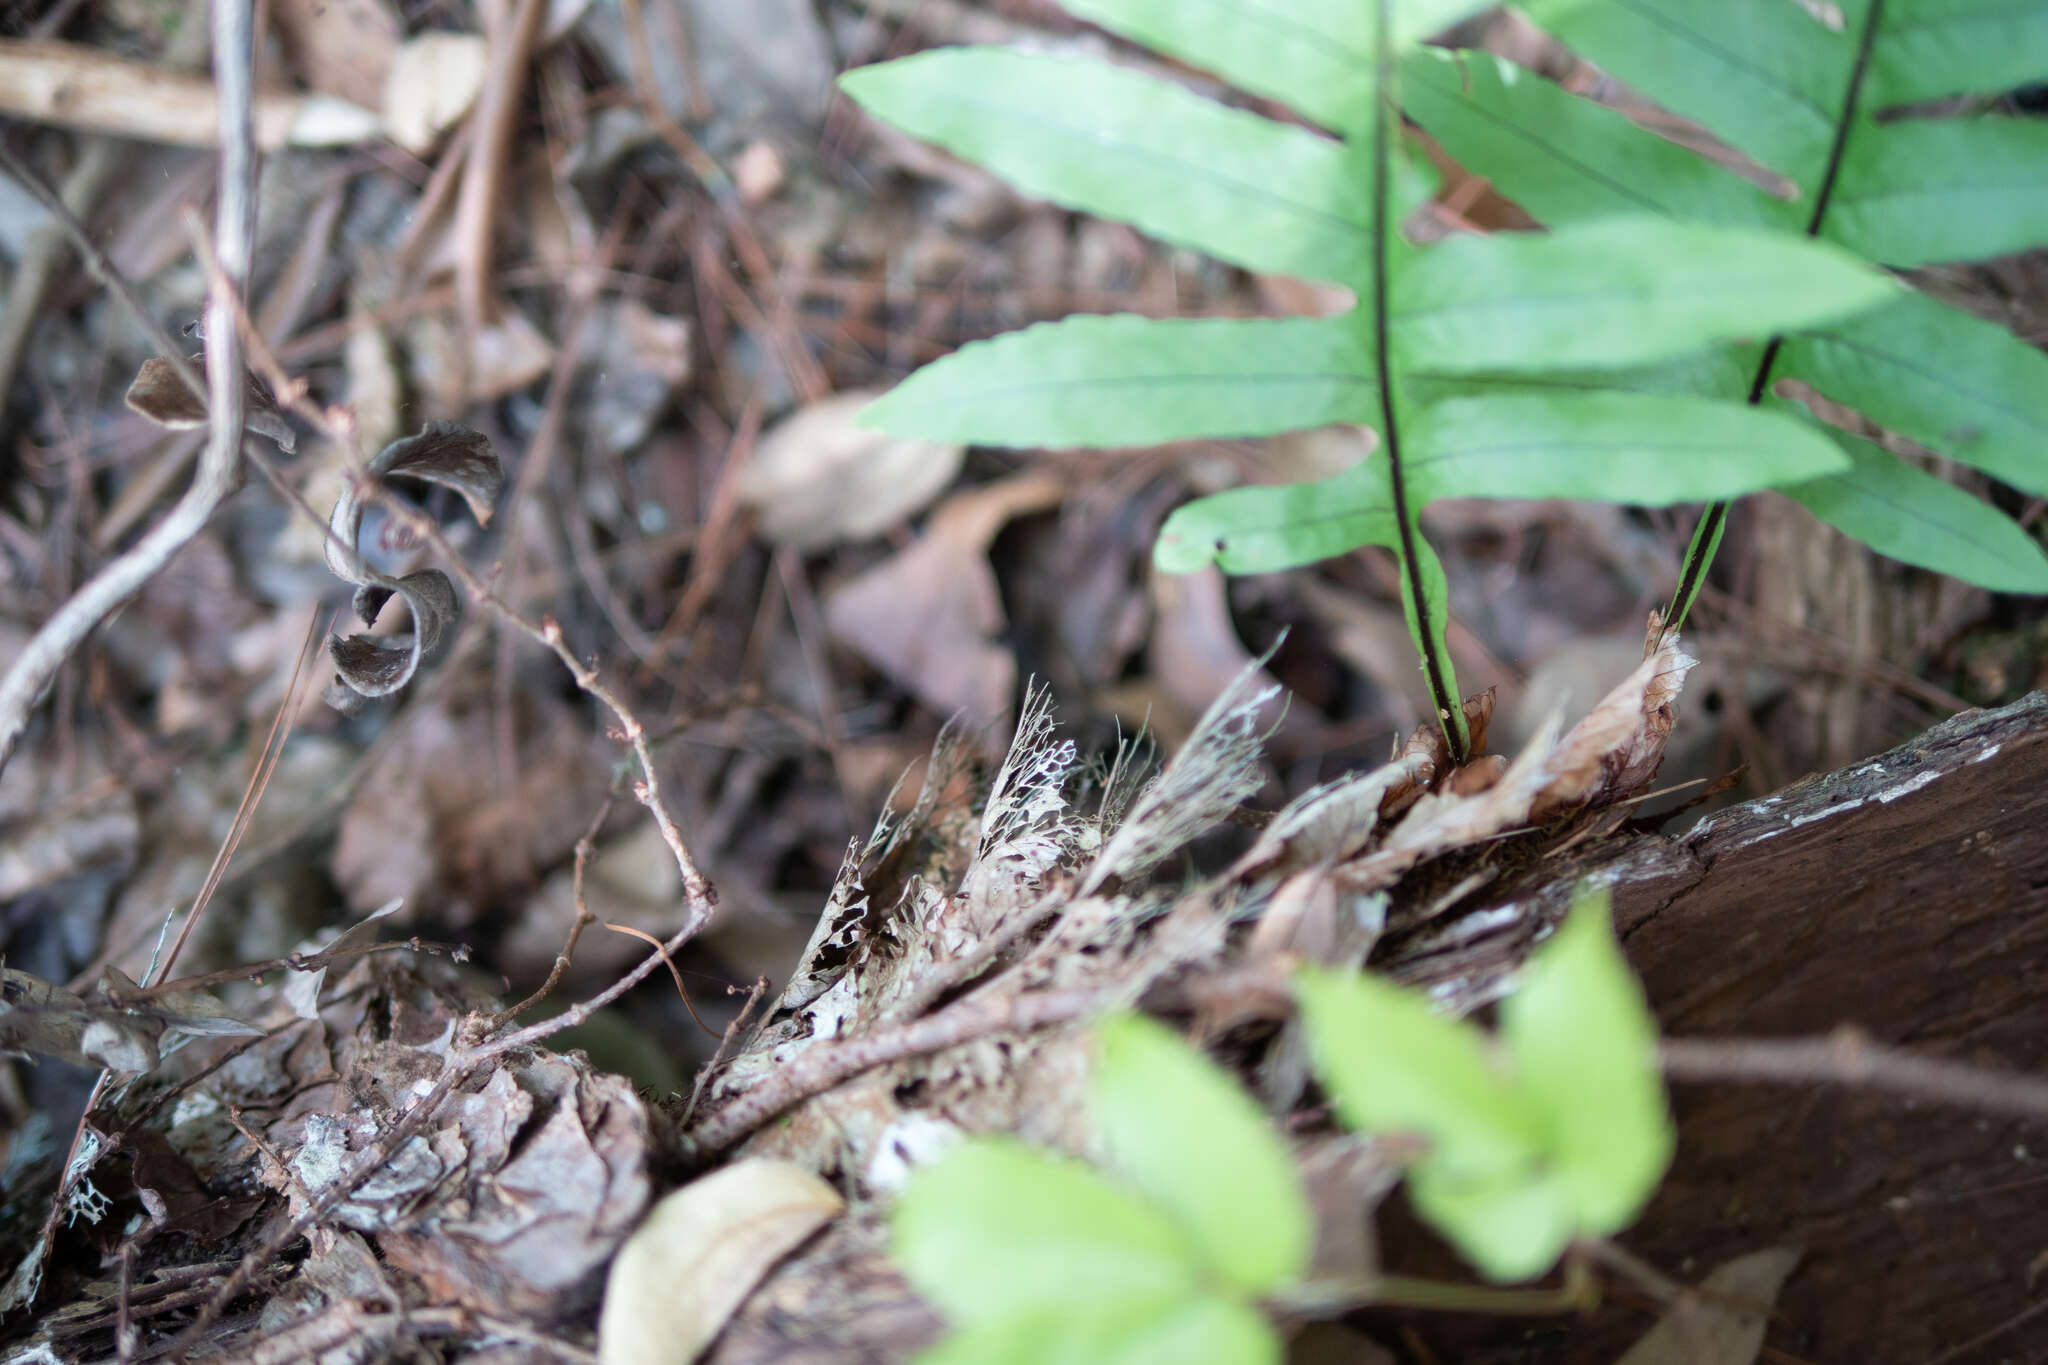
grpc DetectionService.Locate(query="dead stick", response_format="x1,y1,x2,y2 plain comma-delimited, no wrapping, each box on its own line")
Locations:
681,985,1109,1160
1661,1027,2048,1122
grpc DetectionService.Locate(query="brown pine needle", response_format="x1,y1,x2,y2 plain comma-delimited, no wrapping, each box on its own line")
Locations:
151,607,323,985
602,920,719,1038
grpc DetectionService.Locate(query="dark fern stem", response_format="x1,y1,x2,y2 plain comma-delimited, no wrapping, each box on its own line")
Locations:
1662,0,1885,638
1372,0,1468,762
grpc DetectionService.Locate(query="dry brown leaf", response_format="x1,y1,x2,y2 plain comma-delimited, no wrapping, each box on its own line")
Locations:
825,473,1065,735
125,356,297,451
322,422,502,712
381,32,488,154
598,1159,843,1365
1528,623,1695,824
270,0,400,108
1614,1247,1801,1365
739,390,967,549
1146,564,1304,749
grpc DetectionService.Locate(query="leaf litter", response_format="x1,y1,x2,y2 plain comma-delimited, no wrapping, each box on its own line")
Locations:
0,0,2015,1360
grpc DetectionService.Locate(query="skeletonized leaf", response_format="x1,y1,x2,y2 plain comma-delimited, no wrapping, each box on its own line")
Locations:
839,48,1375,289
1393,219,1893,375
1781,292,2048,499
892,1138,1199,1327
1499,889,1674,1236
322,422,501,712
1779,428,2048,595
1402,393,1849,503
598,1159,843,1365
1092,1013,1312,1296
858,315,1380,448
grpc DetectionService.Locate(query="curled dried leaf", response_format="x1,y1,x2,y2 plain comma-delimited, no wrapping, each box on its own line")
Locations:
598,1159,843,1365
124,356,299,451
324,422,502,712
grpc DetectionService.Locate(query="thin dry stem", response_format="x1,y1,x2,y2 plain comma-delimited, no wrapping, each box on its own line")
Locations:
490,783,621,1026
680,975,770,1127
680,984,1111,1161
1661,1027,2048,1122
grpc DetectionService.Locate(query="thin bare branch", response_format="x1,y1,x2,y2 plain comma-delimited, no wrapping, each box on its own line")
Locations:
1661,1028,2048,1122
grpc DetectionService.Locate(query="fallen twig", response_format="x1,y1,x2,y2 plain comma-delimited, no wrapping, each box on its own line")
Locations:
1661,1027,2048,1122
0,38,376,148
680,985,1112,1161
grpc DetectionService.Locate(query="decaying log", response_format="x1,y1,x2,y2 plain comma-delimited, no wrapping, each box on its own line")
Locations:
1432,691,2048,1362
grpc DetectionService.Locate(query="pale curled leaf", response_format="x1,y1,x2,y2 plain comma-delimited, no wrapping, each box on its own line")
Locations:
742,389,966,550
322,422,501,711
1613,1247,1802,1365
0,967,159,1072
599,1159,843,1365
125,356,298,451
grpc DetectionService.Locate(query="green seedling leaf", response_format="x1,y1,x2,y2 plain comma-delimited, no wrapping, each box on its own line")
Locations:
1092,1013,1313,1296
1394,219,1893,375
916,1297,1278,1365
1401,393,1849,503
838,48,1373,289
1498,888,1674,1237
1405,1159,1578,1284
1777,428,2048,596
1295,965,1541,1181
892,1137,1199,1326
859,315,1380,448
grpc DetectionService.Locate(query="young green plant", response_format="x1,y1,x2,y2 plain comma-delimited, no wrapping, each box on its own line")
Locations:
839,0,1928,763
890,889,1671,1362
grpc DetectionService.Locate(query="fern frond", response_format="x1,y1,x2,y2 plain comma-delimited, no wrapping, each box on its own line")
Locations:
1415,0,2048,609
843,0,1909,758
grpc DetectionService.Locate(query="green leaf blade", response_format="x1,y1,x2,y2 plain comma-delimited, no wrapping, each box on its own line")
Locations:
860,314,1379,448
892,1138,1200,1326
1781,292,2048,499
838,48,1372,287
1406,1161,1579,1283
1399,48,1796,231
1295,965,1541,1181
1061,0,1373,135
1498,888,1675,1237
1868,1,2048,105
1402,392,1850,505
914,1298,1279,1365
1393,219,1894,375
1778,428,2048,595
1155,458,1398,575
1828,116,2048,268
1092,1013,1313,1296
1519,0,1851,186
